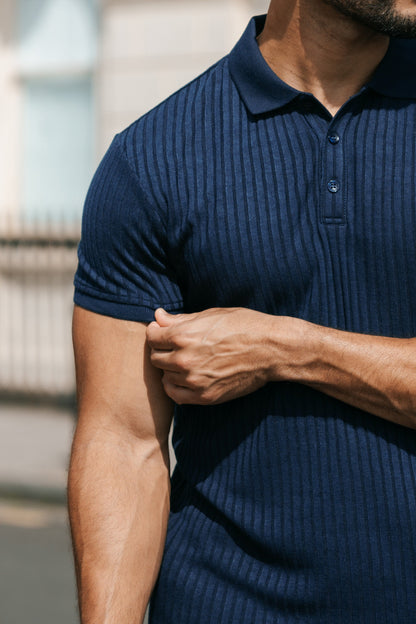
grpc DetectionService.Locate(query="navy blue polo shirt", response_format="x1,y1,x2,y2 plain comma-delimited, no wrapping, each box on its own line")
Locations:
74,15,416,623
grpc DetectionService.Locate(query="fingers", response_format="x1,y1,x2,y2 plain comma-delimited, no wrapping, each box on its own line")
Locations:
147,317,196,352
146,321,174,350
149,342,197,377
149,348,180,372
154,308,182,327
155,308,175,327
146,309,188,348
162,376,221,406
161,374,214,405
162,378,195,405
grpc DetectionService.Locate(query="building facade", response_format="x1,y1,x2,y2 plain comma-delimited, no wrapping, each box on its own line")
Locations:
0,0,268,399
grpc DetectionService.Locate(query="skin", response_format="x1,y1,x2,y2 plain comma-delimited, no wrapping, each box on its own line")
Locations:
69,307,173,623
147,0,416,425
257,0,416,116
148,308,416,430
69,1,416,623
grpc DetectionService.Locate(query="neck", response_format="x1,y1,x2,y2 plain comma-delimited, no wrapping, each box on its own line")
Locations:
257,0,390,115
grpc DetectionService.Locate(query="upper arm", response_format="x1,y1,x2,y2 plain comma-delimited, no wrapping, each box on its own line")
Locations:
71,133,181,455
72,305,174,452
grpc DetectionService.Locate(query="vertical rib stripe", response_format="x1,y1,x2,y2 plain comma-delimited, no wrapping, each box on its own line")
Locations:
74,18,416,623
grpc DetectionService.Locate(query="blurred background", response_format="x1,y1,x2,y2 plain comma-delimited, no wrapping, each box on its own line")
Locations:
0,0,268,622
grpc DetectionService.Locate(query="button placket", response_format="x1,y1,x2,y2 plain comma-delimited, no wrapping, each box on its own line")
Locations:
321,125,346,225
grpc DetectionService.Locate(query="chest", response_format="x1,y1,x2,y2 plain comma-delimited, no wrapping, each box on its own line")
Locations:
168,106,416,333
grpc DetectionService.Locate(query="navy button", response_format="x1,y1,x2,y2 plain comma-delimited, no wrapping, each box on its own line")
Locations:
328,132,340,145
327,179,340,193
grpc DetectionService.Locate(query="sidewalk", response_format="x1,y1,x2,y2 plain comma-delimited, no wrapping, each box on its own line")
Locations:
0,403,75,503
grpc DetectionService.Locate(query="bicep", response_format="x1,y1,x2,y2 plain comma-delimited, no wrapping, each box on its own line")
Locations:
72,305,174,449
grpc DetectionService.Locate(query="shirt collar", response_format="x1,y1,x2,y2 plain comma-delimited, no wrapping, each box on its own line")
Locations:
367,38,416,99
229,15,416,116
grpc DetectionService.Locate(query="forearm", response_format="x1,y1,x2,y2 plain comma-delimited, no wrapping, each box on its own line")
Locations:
147,307,416,428
276,318,416,429
68,422,170,624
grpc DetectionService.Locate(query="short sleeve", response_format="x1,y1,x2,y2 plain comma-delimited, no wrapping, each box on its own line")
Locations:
74,134,184,322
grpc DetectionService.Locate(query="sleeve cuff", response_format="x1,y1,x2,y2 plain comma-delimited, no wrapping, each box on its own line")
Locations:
73,291,183,323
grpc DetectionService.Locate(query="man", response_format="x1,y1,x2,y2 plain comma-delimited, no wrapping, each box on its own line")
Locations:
69,0,416,622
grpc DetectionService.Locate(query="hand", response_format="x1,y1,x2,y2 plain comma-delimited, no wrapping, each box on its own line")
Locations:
147,306,416,428
146,307,291,405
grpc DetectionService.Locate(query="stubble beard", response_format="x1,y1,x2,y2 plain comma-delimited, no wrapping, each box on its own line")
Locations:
323,0,416,37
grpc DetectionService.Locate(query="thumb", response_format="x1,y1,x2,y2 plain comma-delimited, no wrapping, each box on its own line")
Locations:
154,308,179,327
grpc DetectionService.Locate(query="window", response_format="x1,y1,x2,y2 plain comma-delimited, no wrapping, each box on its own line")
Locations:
18,0,97,223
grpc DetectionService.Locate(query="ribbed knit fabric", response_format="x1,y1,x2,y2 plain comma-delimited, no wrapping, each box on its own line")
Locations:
74,15,416,623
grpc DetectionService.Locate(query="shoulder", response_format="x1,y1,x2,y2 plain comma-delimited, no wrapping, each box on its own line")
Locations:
119,55,230,148
114,56,233,201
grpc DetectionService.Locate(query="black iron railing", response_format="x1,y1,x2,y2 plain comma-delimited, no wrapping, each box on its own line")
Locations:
0,221,80,404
